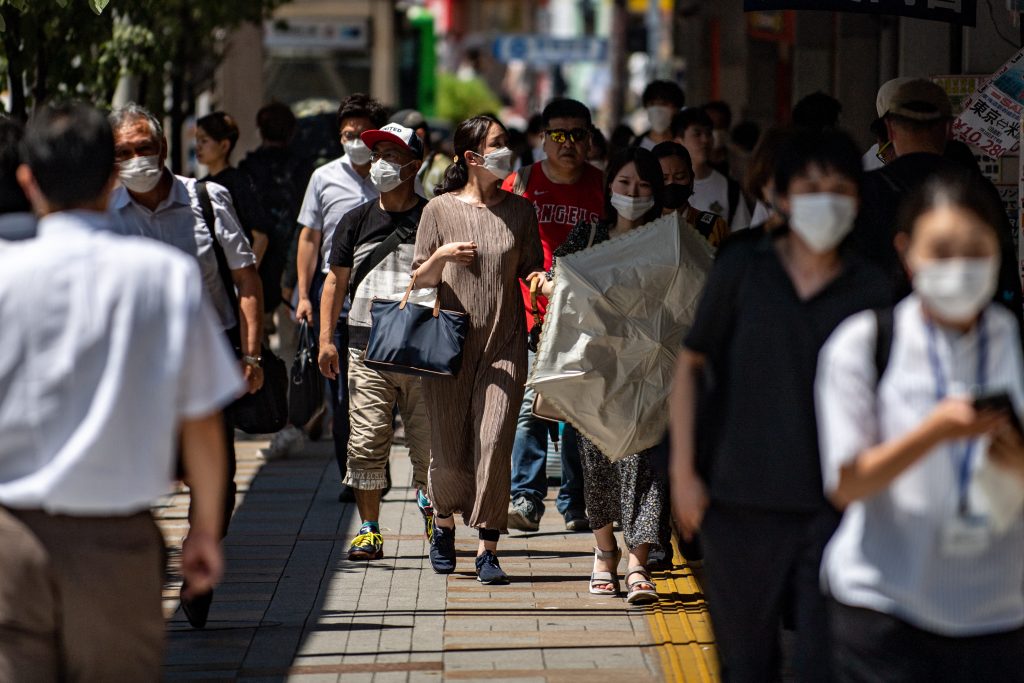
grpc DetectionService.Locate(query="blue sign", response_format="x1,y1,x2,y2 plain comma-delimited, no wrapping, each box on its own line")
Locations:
493,35,609,66
744,0,976,26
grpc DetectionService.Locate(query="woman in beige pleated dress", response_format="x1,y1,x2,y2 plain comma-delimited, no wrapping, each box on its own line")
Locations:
412,115,543,585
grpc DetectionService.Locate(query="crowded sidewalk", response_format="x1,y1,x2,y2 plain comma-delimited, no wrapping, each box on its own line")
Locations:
157,438,717,682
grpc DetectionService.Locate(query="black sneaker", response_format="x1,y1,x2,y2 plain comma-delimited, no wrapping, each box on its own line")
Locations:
429,523,456,574
475,551,510,585
507,496,541,532
348,524,384,560
180,582,213,629
564,510,590,532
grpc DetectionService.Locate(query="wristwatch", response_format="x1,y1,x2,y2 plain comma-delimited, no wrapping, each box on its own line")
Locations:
242,354,262,368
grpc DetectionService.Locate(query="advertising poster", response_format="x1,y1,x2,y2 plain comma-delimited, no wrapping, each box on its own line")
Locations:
953,49,1024,158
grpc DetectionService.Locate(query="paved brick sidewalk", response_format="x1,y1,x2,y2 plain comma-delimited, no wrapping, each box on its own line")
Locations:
157,437,710,682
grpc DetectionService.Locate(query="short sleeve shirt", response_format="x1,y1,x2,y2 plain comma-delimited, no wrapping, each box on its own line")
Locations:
329,197,427,347
109,175,256,330
685,231,892,511
691,169,751,232
818,297,1024,635
501,162,605,323
297,155,379,273
0,211,244,514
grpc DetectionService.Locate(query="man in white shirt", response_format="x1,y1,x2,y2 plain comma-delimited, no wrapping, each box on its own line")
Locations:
289,94,384,488
673,107,751,232
108,103,263,627
0,103,242,680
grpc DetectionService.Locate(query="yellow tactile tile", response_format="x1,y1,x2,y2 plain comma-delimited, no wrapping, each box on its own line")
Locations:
648,540,720,682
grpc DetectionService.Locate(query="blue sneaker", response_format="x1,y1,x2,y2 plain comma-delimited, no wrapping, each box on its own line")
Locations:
348,523,384,561
429,523,456,574
475,551,510,585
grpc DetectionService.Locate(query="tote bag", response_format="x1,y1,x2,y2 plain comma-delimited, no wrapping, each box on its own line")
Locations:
363,275,468,378
288,320,323,426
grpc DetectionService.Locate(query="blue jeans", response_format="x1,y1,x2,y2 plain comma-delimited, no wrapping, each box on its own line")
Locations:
509,357,585,515
312,271,350,479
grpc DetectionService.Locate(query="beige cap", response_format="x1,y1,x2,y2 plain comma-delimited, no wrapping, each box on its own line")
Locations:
876,77,952,121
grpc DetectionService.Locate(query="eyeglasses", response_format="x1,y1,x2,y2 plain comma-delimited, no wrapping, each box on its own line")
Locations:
545,128,590,144
875,140,892,164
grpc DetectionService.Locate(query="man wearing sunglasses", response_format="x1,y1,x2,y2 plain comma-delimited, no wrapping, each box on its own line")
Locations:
501,98,604,534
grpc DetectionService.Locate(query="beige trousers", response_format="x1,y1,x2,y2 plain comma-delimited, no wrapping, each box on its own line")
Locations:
345,348,431,491
0,507,165,682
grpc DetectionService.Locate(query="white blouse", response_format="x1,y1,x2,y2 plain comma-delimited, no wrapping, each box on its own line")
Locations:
816,295,1024,636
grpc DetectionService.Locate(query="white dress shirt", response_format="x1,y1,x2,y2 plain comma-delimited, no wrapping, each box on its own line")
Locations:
109,174,256,329
816,296,1024,636
297,155,378,273
0,211,244,515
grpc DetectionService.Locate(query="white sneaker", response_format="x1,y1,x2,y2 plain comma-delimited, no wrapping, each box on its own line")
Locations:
260,425,304,460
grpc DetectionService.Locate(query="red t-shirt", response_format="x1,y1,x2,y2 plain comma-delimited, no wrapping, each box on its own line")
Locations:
502,162,605,325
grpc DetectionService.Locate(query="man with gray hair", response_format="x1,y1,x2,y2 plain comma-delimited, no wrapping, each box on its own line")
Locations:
108,103,263,628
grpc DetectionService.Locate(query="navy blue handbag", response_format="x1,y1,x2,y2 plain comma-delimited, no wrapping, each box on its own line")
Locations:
363,276,469,378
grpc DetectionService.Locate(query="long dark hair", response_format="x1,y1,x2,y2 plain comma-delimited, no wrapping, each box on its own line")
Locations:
604,146,664,224
435,115,507,196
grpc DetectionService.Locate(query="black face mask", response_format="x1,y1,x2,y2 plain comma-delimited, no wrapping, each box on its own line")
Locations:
662,183,694,210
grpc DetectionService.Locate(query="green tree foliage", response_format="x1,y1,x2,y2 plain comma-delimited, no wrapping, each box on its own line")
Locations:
436,73,502,126
0,0,284,168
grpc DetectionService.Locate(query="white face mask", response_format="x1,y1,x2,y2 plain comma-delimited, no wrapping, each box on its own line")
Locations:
610,192,655,221
788,192,857,253
344,138,372,165
646,106,674,135
913,257,999,324
118,154,163,194
473,147,514,180
369,158,413,193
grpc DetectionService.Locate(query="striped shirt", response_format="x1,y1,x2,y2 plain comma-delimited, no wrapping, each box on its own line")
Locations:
816,295,1024,636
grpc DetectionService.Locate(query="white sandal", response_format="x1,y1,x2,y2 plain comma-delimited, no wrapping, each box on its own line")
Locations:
589,546,622,595
625,566,659,604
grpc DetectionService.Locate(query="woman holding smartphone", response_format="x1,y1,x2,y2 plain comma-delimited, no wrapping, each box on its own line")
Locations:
816,172,1024,681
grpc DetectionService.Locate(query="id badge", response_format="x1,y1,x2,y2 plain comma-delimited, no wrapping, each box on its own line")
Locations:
941,514,991,557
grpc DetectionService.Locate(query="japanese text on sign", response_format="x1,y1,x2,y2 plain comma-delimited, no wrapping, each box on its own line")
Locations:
954,49,1024,158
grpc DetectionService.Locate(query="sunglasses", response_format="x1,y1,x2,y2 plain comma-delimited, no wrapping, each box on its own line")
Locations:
545,128,590,144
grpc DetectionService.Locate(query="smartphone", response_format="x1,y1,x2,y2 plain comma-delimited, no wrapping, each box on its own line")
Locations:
973,391,1024,437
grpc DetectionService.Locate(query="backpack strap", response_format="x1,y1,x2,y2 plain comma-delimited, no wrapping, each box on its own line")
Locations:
726,177,741,226
873,306,895,387
512,163,533,197
348,205,422,299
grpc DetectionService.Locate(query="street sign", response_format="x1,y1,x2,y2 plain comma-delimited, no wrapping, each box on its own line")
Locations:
492,35,609,66
264,18,369,51
742,1,976,26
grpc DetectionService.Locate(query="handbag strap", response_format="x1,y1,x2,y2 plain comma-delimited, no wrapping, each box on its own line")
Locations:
399,272,443,318
529,278,541,328
349,206,421,299
586,220,598,249
197,181,242,350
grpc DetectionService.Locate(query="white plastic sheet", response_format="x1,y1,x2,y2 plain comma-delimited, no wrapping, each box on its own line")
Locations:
528,213,714,461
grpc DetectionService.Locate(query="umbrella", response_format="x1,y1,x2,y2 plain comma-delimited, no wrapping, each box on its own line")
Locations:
528,213,714,461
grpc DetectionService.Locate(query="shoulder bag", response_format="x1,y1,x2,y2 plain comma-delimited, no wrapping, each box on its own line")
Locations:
197,181,288,434
363,273,469,378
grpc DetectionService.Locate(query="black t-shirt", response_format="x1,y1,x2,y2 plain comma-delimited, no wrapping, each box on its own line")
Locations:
203,167,271,244
328,196,426,269
685,231,892,512
328,196,427,348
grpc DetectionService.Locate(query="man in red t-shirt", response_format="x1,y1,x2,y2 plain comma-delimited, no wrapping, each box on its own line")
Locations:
501,98,604,533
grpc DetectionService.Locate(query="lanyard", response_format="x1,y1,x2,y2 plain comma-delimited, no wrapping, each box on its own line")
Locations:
925,313,987,515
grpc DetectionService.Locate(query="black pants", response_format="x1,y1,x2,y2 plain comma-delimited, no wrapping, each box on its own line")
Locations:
701,503,839,683
829,600,1024,683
